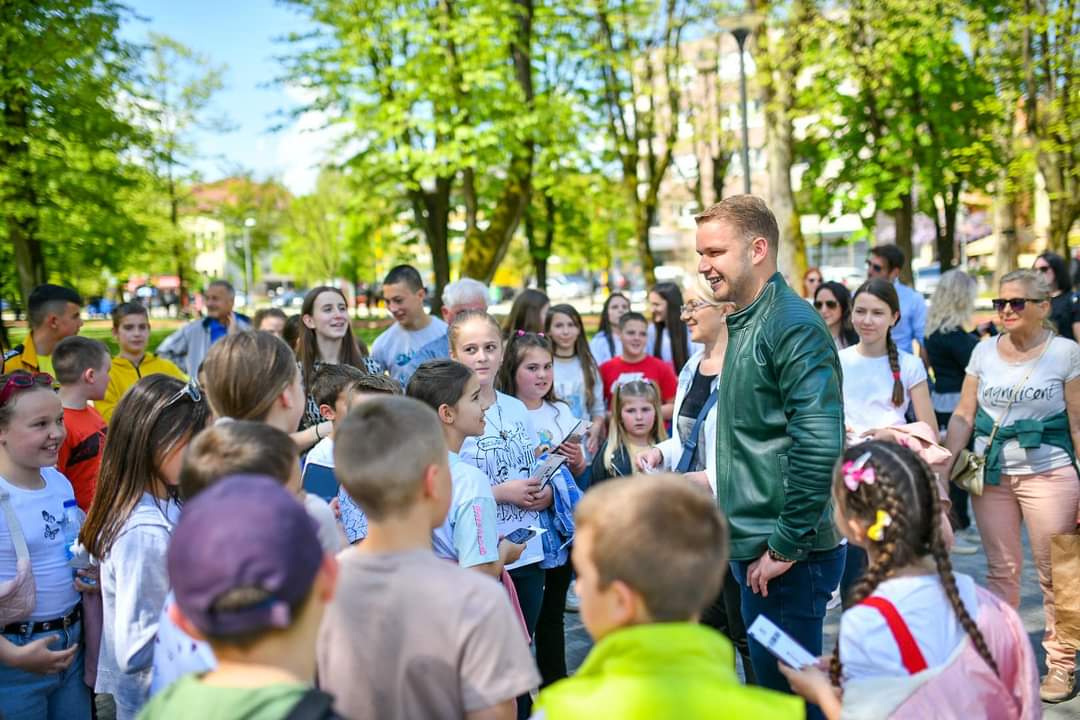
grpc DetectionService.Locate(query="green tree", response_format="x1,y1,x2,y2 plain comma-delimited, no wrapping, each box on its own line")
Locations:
0,0,146,303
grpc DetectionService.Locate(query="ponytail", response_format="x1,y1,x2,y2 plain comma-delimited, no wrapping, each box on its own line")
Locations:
886,328,904,407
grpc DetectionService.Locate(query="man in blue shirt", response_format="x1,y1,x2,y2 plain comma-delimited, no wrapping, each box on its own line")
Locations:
867,244,927,359
157,280,251,376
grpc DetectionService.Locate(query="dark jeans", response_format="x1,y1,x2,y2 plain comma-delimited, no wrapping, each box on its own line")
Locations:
700,567,755,684
535,562,574,687
937,410,972,530
731,544,846,720
839,543,867,607
508,563,545,720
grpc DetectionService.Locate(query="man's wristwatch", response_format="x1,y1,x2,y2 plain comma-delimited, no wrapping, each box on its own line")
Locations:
767,547,795,564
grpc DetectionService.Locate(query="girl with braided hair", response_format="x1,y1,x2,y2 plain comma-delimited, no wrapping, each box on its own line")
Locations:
781,442,1040,719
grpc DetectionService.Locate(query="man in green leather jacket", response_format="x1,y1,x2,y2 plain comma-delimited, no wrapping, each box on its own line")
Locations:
696,195,846,714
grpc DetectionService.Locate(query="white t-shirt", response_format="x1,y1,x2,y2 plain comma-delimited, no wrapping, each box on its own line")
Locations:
370,318,449,383
553,357,604,422
432,452,500,568
0,468,80,620
967,335,1080,475
840,573,978,682
527,400,581,452
589,331,622,366
459,392,543,569
840,346,928,434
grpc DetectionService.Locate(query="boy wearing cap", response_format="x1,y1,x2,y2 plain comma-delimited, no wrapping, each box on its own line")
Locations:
139,475,339,719
532,474,804,719
319,397,539,720
3,283,83,376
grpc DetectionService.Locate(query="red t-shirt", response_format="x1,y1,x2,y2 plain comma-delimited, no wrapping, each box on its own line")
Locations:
57,405,107,511
599,356,678,405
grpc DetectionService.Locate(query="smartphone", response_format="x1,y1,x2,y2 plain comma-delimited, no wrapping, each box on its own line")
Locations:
505,526,547,545
747,615,817,670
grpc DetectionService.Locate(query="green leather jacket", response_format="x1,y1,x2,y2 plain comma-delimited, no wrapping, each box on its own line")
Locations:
716,272,843,561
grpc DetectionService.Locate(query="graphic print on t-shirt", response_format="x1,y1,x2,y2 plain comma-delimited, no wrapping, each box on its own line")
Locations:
41,510,60,540
67,429,106,466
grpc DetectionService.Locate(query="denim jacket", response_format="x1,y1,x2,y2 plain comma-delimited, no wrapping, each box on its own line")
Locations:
537,463,582,569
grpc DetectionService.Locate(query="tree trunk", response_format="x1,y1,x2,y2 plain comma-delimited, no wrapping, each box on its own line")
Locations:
936,187,960,272
892,191,915,286
635,186,658,287
409,179,453,317
993,186,1019,287
2,81,46,303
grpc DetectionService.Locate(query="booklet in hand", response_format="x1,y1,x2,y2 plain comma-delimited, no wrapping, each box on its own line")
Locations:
747,615,817,670
535,454,568,491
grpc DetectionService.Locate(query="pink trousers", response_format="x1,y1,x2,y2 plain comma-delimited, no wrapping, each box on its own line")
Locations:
972,463,1080,673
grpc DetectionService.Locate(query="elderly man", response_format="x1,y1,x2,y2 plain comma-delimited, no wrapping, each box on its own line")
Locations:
394,278,490,386
697,195,844,715
157,280,251,377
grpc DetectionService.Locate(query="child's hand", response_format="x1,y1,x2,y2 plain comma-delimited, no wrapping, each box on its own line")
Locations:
498,538,526,566
498,478,542,508
556,441,586,476
778,662,841,718
13,636,78,675
524,483,554,511
586,424,602,455
637,447,663,472
73,567,99,594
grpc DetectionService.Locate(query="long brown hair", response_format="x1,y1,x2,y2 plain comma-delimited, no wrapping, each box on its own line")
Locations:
298,286,369,392
597,292,629,357
497,331,558,404
545,304,600,409
650,282,691,373
203,331,298,421
81,375,210,558
829,442,997,684
853,279,904,406
502,288,549,336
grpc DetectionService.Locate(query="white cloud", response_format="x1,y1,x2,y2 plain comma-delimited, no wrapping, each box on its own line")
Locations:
273,84,349,195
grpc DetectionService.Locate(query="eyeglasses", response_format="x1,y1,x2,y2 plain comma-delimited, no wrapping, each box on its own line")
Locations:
866,259,886,273
1035,265,1052,274
0,373,54,406
165,379,203,407
992,297,1046,313
814,299,839,310
680,301,707,316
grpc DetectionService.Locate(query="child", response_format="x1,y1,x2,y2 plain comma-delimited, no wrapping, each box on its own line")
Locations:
53,336,111,511
591,380,668,484
498,332,586,688
589,292,630,365
532,474,803,719
3,283,83,376
598,312,677,419
79,374,210,719
150,420,343,698
139,476,339,719
449,311,547,635
252,306,288,337
318,396,540,719
407,359,521,576
305,368,401,544
546,304,604,455
781,442,1041,719
370,264,447,383
98,302,187,422
0,371,91,719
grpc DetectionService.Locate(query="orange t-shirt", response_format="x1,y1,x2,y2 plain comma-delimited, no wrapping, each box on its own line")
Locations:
57,406,107,511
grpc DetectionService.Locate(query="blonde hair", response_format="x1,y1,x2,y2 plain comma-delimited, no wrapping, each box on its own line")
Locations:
926,270,976,336
1000,268,1052,300
604,380,667,473
333,396,447,520
203,331,298,421
575,474,728,621
448,310,502,355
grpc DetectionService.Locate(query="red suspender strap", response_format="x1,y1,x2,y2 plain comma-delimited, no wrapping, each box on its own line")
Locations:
859,596,929,675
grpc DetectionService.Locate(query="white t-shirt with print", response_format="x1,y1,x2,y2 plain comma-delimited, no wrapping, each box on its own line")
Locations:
553,357,604,422
527,400,581,453
966,335,1080,475
432,452,500,569
840,573,978,682
840,346,928,434
459,392,543,569
370,318,449,383
0,467,80,620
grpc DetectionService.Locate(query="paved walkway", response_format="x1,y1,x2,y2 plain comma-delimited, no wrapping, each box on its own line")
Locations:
564,527,1080,717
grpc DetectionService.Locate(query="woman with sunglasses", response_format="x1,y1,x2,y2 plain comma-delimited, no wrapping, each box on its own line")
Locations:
1034,251,1080,341
813,281,858,350
944,268,1080,703
0,371,91,719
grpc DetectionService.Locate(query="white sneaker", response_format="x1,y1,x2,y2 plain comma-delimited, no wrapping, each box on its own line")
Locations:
565,587,580,613
951,537,979,555
827,588,842,610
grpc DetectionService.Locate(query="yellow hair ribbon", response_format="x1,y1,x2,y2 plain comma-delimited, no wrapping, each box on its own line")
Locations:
867,510,892,542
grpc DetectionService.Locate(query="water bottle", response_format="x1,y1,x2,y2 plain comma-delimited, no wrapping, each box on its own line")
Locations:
61,499,89,570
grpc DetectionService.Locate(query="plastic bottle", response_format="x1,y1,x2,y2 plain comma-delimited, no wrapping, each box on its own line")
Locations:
61,499,90,569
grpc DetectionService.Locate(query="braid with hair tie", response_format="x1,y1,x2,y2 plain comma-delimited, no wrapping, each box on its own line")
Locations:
886,328,904,407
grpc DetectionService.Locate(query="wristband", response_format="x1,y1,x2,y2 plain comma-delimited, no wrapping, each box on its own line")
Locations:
767,547,795,564
315,423,322,441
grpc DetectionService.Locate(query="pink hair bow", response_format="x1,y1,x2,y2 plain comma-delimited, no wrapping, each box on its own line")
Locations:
842,451,875,492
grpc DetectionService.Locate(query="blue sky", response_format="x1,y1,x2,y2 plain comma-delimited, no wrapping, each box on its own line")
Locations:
124,0,333,194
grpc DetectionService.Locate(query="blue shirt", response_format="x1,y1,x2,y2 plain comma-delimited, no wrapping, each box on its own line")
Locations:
397,332,451,387
207,317,228,344
892,280,927,354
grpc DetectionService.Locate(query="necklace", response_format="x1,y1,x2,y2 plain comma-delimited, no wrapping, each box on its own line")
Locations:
554,351,575,359
487,395,510,440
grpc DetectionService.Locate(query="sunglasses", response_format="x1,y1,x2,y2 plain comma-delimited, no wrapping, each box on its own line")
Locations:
0,372,55,407
992,298,1045,313
165,379,203,407
1035,265,1052,274
866,259,886,273
814,299,839,310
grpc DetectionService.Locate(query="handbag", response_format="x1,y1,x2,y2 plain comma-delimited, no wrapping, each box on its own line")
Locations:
954,335,1054,496
0,487,36,626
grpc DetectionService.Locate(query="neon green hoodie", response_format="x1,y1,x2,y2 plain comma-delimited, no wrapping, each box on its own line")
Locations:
533,623,805,720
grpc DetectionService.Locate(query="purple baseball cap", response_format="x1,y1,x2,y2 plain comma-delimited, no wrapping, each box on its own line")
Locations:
168,474,325,637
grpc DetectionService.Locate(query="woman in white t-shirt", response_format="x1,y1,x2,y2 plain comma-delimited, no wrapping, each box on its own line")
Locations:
944,268,1080,703
0,372,90,719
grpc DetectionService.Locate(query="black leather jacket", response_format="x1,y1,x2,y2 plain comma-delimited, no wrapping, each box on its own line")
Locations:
715,273,844,561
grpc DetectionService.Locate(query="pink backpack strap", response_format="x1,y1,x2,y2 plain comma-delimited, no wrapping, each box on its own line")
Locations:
860,596,929,675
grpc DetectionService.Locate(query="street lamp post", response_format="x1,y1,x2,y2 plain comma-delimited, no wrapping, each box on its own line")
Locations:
732,27,752,195
243,217,256,309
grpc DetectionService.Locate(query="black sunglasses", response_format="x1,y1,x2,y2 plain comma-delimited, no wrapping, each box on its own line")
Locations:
992,297,1045,313
865,259,886,273
814,299,839,310
1035,265,1052,274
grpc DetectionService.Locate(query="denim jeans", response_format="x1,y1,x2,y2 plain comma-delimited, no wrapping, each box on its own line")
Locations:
0,618,91,720
731,544,846,720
